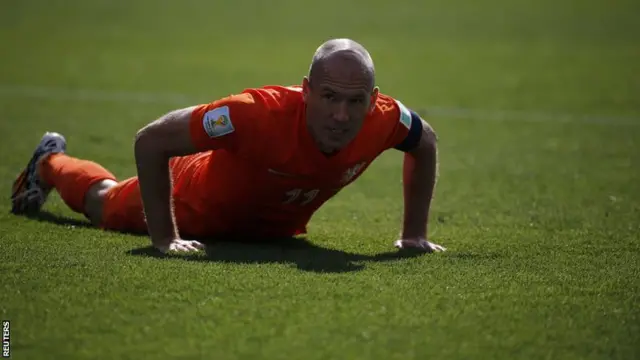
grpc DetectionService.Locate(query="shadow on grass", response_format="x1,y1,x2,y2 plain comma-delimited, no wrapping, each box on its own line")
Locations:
444,251,502,261
15,210,429,273
18,210,95,229
128,236,429,273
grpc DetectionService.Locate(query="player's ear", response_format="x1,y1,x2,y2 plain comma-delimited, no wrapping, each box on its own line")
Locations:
369,86,379,112
302,77,310,102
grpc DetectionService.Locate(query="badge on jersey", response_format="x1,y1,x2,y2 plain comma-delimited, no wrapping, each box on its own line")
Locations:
341,162,367,184
396,100,413,130
203,106,235,138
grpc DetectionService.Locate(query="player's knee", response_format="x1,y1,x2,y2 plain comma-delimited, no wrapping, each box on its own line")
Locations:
84,179,117,225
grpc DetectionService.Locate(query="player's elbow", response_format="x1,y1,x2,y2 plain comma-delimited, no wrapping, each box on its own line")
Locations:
134,122,155,149
134,107,199,160
134,125,150,147
134,119,173,161
408,123,437,159
422,126,437,152
134,125,160,161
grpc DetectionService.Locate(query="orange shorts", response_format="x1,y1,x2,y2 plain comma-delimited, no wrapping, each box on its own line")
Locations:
100,154,209,235
100,176,147,233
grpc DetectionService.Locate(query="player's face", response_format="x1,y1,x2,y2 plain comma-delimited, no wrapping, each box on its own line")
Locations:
303,76,378,153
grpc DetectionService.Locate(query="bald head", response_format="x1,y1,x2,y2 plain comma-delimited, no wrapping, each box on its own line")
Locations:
308,38,375,90
302,39,380,154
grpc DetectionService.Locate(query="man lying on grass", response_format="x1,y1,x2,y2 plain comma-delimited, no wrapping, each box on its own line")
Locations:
11,38,446,255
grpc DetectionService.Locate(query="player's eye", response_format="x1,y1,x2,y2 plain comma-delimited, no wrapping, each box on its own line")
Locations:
323,93,336,101
349,98,365,104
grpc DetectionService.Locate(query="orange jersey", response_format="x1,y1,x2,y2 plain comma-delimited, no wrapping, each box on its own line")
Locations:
177,85,415,237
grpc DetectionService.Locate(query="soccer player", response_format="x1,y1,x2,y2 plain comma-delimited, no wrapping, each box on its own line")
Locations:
11,38,446,254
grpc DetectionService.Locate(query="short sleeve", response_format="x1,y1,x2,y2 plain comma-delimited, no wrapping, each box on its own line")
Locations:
384,99,423,152
189,92,267,153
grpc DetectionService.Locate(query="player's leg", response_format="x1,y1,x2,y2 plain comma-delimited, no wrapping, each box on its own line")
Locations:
83,179,118,225
11,132,209,236
99,176,148,234
38,151,120,224
11,132,148,232
11,132,116,219
99,154,211,236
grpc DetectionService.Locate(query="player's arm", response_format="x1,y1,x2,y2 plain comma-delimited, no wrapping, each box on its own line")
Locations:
391,106,445,252
399,116,438,239
134,106,204,253
134,94,262,253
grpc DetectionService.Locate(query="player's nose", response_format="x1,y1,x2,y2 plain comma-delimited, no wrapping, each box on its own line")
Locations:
332,102,349,122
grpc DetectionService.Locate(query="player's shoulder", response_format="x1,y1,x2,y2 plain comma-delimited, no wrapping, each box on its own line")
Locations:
237,85,303,111
196,85,302,129
368,92,414,129
201,85,302,112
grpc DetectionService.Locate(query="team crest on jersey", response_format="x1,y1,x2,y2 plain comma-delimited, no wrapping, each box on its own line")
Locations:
342,162,367,184
203,106,235,138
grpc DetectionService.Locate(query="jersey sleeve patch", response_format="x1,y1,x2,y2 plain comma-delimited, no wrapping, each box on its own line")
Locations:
203,106,235,138
396,100,413,130
394,109,423,152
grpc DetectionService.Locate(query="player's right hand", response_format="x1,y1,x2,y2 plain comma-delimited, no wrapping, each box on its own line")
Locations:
394,237,446,253
154,239,205,254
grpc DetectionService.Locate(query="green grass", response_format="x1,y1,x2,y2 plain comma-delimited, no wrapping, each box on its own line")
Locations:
1,0,639,359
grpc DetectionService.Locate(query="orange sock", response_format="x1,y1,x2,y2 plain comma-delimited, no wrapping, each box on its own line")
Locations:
39,153,117,213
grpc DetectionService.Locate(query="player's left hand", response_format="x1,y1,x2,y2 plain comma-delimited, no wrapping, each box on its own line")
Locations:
394,237,446,253
155,239,206,254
